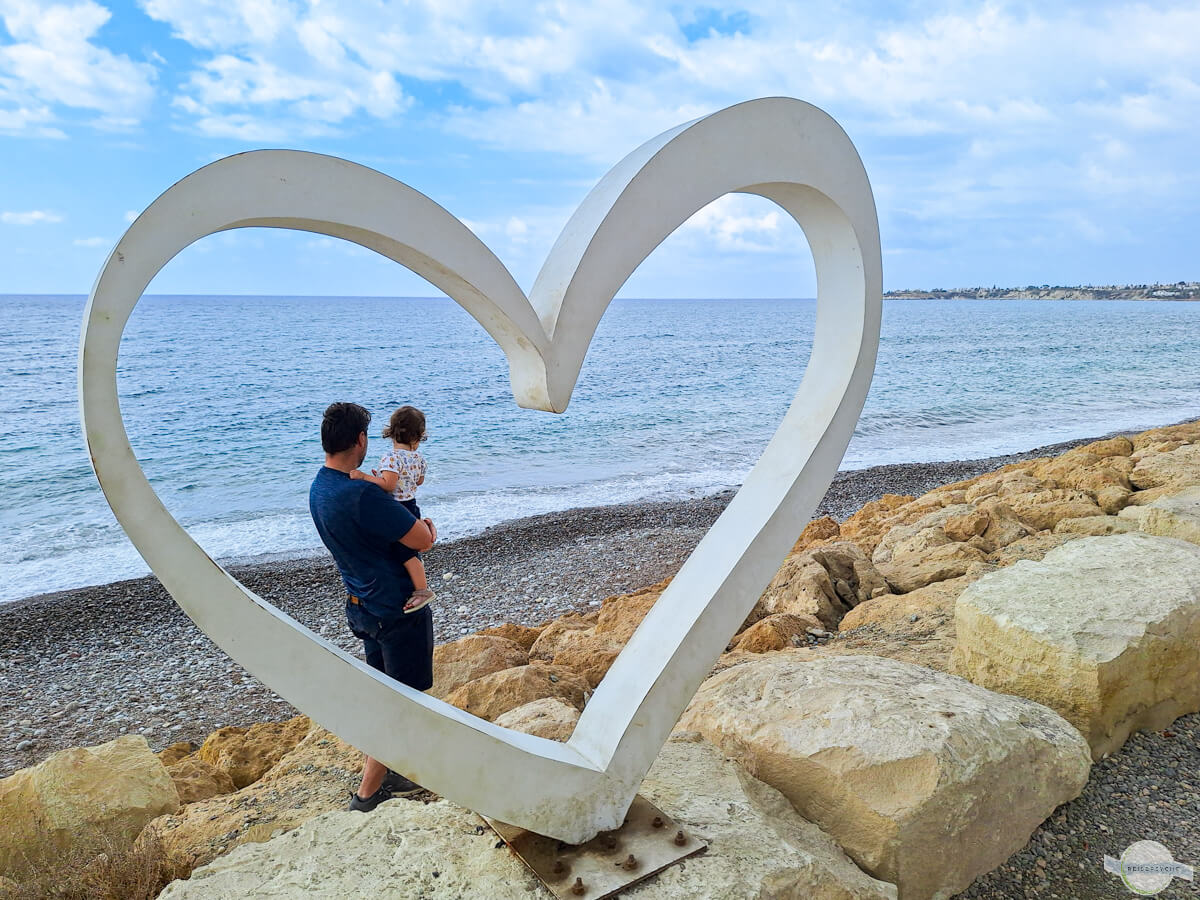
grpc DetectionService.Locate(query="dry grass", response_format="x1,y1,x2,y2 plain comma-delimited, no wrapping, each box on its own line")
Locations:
2,828,175,900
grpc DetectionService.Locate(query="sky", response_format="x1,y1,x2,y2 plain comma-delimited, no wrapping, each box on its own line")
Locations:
1,0,1197,298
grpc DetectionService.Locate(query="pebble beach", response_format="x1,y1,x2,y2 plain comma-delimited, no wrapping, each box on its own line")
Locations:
2,429,1198,898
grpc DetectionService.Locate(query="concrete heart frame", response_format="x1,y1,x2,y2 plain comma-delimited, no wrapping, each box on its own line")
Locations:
79,97,881,843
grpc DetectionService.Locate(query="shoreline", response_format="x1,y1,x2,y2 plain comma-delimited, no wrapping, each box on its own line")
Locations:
0,424,1151,780
3,426,1140,616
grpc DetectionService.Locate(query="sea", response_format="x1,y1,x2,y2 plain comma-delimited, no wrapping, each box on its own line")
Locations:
1,295,1197,604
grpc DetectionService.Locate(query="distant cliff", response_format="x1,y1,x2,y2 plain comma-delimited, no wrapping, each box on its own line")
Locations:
885,282,1199,301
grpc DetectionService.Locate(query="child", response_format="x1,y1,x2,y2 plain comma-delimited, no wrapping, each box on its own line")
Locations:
351,405,435,613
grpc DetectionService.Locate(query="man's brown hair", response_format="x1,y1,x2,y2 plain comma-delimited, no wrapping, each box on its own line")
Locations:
321,402,371,454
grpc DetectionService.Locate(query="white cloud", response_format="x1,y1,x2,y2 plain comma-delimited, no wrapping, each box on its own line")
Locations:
2,209,63,224
0,0,156,134
680,194,793,254
142,0,409,137
73,235,108,246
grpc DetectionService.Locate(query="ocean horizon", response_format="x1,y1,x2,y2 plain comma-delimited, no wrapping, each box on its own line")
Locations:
2,294,1197,604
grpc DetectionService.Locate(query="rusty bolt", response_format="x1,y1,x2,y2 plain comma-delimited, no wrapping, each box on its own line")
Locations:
552,860,566,875
622,854,637,871
571,876,585,895
674,830,687,846
651,816,664,828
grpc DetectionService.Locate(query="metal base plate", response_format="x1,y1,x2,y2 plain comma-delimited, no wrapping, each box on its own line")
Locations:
486,795,706,900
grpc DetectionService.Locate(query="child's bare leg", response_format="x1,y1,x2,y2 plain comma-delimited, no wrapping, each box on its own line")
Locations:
403,555,435,614
403,555,428,590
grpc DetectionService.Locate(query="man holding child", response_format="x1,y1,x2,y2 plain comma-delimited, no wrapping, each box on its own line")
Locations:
308,401,436,812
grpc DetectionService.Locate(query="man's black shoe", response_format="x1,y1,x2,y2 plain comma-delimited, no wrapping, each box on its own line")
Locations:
382,769,423,795
348,787,392,812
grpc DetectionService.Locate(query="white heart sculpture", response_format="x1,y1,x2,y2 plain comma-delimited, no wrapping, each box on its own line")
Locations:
79,97,880,843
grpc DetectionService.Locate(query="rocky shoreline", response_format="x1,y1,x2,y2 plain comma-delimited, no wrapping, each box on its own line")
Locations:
4,423,1200,899
0,430,1121,780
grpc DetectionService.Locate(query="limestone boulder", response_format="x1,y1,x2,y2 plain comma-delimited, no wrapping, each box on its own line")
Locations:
734,612,824,653
444,663,589,721
197,716,311,789
951,532,1200,758
0,735,180,881
808,542,889,605
550,638,623,688
1001,488,1105,531
159,734,896,900
527,616,594,661
790,515,841,552
478,621,545,651
1129,442,1200,491
755,542,885,628
755,551,847,628
157,741,198,767
678,654,1090,900
836,492,916,555
1131,421,1200,450
984,531,1080,567
877,540,990,594
832,574,979,673
168,755,236,805
963,469,1049,504
430,634,528,699
1053,515,1138,537
1119,486,1200,546
871,504,973,565
148,724,364,880
593,578,670,643
492,698,580,741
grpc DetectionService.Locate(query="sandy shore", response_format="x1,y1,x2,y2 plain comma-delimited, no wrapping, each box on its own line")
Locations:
2,428,1197,898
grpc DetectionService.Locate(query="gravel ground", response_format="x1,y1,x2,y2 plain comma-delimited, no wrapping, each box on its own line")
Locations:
2,428,1196,898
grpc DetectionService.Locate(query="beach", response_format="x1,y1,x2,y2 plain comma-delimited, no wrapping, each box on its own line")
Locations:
0,428,1151,777
4,428,1199,898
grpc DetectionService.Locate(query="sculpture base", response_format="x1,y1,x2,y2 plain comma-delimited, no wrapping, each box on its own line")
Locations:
485,794,706,900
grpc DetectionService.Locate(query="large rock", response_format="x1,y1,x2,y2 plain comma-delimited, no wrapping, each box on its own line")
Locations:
197,716,311,789
734,612,823,653
833,492,915,555
0,735,180,881
825,574,977,674
1053,515,1138,537
1119,485,1200,545
1129,442,1200,492
1000,488,1105,531
444,663,590,721
159,735,896,899
478,621,545,650
431,634,528,699
755,543,885,628
755,551,847,627
167,755,236,805
551,638,623,688
493,698,580,741
527,616,595,661
677,654,1090,900
983,530,1079,567
877,541,989,593
593,578,670,643
951,532,1200,758
148,723,364,880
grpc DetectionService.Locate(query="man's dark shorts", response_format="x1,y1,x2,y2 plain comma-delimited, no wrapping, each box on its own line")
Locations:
346,599,434,691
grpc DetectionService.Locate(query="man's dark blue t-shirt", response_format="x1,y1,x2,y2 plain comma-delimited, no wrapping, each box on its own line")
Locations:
309,466,419,618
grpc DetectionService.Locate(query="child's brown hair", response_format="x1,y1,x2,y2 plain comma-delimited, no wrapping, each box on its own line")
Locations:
383,405,426,445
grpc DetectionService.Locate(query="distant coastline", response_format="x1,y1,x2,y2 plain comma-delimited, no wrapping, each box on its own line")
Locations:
885,281,1199,301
